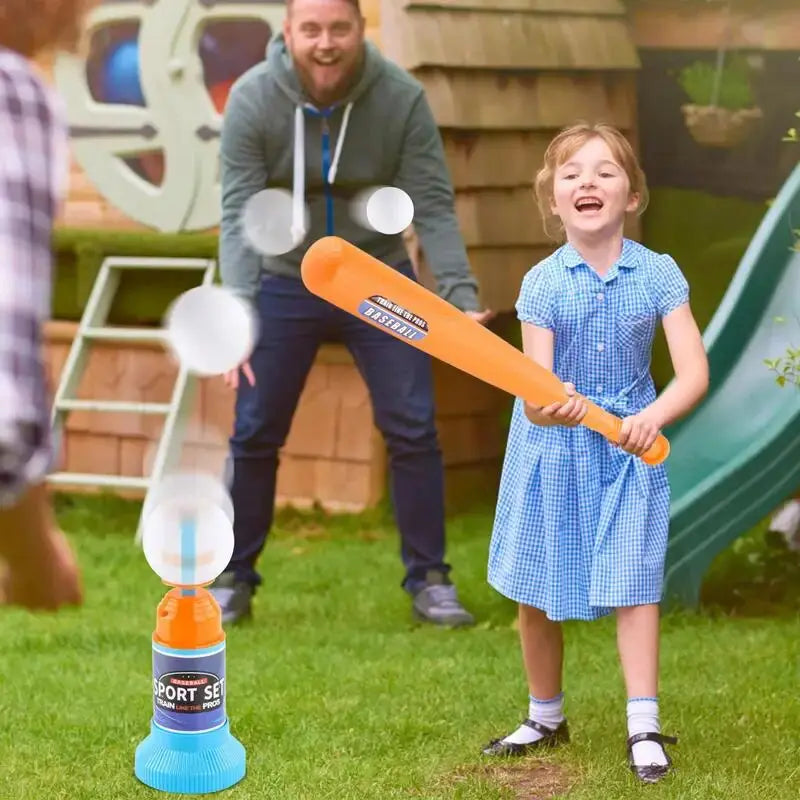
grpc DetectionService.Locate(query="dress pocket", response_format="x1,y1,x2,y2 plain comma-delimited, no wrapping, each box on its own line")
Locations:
616,312,656,351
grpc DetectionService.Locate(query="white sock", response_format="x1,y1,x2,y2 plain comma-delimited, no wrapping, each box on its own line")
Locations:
503,692,565,745
627,697,668,767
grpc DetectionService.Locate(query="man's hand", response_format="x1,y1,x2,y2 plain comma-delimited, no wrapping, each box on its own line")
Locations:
224,361,256,390
465,309,495,326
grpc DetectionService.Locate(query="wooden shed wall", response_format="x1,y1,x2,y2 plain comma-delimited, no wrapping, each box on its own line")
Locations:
381,0,641,312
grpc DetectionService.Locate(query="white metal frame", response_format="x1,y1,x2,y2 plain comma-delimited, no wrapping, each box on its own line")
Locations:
48,256,217,541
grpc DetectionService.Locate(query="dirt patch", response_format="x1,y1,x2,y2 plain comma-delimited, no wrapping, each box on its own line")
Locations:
453,761,576,800
282,522,330,541
280,526,390,543
356,529,390,542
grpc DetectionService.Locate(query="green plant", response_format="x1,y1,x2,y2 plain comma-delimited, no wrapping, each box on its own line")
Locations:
676,54,756,110
768,85,800,388
51,227,219,323
764,227,800,389
764,347,799,388
782,110,800,143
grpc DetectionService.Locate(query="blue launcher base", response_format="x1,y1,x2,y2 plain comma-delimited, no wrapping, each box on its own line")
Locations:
135,719,246,794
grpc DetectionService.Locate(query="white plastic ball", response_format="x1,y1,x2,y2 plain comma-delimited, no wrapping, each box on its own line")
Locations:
350,186,415,235
242,188,308,255
141,495,234,587
142,472,234,526
366,186,415,234
164,285,257,376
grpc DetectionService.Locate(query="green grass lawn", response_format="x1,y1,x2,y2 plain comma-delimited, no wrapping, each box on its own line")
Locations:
1,495,799,800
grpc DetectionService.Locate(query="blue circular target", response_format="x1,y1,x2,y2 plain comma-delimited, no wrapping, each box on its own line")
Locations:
102,38,145,106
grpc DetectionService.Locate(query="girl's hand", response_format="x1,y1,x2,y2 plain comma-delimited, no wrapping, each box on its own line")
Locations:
525,382,589,428
617,409,663,457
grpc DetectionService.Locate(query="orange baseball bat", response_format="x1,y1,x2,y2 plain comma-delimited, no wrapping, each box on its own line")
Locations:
300,236,669,466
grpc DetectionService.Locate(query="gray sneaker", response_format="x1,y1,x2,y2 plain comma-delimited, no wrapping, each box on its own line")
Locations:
209,572,253,625
410,570,475,627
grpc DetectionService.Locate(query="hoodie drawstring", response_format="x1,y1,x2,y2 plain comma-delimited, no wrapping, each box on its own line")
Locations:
327,102,352,185
290,101,354,246
291,106,306,247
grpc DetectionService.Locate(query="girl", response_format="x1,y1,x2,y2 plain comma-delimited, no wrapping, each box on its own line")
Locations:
481,123,709,784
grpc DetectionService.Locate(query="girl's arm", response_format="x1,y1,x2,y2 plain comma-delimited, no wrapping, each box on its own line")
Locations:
522,322,555,372
521,323,588,427
618,303,709,455
648,303,709,427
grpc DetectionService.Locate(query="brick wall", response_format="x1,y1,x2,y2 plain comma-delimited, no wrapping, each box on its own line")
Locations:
44,322,508,514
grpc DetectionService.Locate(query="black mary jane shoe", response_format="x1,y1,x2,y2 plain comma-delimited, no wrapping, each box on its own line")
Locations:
481,719,570,757
627,731,678,784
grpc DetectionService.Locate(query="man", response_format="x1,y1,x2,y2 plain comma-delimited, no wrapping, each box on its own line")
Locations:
214,0,491,627
0,0,94,611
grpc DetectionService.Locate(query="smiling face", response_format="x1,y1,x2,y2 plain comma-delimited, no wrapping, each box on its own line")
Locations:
283,0,365,107
549,136,641,242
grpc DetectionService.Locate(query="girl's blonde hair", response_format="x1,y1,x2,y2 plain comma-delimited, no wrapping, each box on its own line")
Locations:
0,0,99,59
534,122,649,240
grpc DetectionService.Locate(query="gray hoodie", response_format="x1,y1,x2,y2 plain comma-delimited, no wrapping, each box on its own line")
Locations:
218,33,480,311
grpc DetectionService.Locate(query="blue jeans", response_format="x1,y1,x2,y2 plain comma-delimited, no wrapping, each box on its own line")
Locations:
226,264,450,591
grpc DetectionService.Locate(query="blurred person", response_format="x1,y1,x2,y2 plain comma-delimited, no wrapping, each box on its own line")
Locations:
0,0,97,610
768,495,800,550
215,0,492,627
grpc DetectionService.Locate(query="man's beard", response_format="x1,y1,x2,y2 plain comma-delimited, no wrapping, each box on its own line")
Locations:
297,52,363,106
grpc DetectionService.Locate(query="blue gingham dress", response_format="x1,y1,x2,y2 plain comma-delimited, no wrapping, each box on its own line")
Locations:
0,49,69,507
488,239,690,621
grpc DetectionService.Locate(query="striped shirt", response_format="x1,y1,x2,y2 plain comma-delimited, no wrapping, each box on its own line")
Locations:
0,48,68,505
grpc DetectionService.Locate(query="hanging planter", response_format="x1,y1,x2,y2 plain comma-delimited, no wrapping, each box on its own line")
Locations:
680,103,763,148
676,48,763,148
